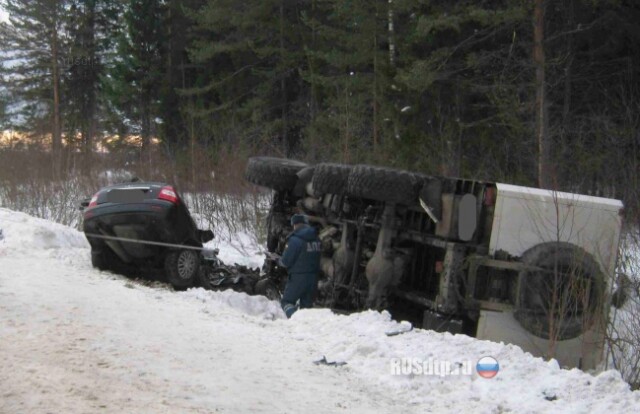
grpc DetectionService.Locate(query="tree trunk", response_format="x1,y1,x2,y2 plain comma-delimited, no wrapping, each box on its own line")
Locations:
307,0,318,161
51,2,62,176
534,0,550,188
140,93,151,164
387,0,395,67
83,1,97,174
280,1,289,156
373,32,378,154
344,84,350,163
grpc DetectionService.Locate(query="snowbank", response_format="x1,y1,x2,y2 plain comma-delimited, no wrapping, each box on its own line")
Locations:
1,208,639,413
0,207,89,253
288,309,638,412
180,288,284,320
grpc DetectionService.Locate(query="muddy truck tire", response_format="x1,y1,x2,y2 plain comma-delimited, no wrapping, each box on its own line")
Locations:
312,163,353,195
346,164,421,205
245,157,308,191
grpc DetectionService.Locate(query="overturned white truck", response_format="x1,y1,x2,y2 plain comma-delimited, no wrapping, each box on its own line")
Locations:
246,157,624,370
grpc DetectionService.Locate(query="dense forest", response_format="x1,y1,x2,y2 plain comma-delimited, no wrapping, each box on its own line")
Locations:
0,0,638,214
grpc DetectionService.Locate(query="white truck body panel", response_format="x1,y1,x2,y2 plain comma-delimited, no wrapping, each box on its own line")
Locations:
478,183,623,369
476,309,603,370
489,183,623,276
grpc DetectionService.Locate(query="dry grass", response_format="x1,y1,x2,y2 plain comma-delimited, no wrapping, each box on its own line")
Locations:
0,147,270,247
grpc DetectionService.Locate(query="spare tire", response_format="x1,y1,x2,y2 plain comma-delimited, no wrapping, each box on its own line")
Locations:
245,157,308,191
514,242,604,341
346,164,420,205
312,163,353,195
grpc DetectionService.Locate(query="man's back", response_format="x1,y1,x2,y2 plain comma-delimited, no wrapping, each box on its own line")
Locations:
280,225,321,275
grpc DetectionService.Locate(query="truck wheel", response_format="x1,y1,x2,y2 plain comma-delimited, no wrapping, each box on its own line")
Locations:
346,164,420,205
266,209,288,253
165,249,200,290
254,279,281,301
514,242,604,341
245,157,308,191
312,163,353,195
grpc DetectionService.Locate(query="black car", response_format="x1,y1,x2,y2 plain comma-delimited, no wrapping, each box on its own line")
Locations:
81,181,213,289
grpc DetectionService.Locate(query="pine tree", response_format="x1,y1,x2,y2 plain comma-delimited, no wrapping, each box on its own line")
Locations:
186,0,311,156
159,0,191,149
0,88,8,129
105,0,165,161
65,0,123,171
300,0,391,164
390,0,530,177
0,0,67,165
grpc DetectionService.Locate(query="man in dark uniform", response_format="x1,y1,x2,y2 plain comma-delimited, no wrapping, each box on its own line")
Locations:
278,214,321,318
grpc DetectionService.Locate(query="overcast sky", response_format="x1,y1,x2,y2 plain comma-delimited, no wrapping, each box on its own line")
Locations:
0,8,8,23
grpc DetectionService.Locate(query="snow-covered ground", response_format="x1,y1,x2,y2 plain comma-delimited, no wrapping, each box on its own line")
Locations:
1,207,639,413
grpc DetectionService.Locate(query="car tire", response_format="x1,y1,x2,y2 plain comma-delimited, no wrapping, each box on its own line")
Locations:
346,164,420,205
91,248,117,271
514,242,604,341
312,163,353,195
245,157,308,191
165,249,200,289
254,279,281,301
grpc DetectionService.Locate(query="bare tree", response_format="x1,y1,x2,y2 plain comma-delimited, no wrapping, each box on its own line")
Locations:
534,0,551,189
607,236,640,390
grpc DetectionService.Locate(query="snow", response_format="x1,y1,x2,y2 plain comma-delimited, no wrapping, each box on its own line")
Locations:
203,229,264,269
1,207,639,413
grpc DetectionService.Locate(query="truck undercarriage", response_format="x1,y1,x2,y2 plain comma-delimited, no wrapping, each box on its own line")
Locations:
247,157,624,370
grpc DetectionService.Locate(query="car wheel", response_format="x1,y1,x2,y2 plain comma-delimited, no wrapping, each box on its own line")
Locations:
245,157,308,191
91,248,116,271
165,249,200,289
254,279,281,301
346,164,421,205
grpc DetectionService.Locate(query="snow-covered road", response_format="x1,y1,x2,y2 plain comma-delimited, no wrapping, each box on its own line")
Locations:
1,208,639,413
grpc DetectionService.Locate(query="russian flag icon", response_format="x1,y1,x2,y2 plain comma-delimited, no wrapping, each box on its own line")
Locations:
476,356,499,379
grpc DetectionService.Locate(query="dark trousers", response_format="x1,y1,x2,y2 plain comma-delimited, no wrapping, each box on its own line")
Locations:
281,272,317,318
